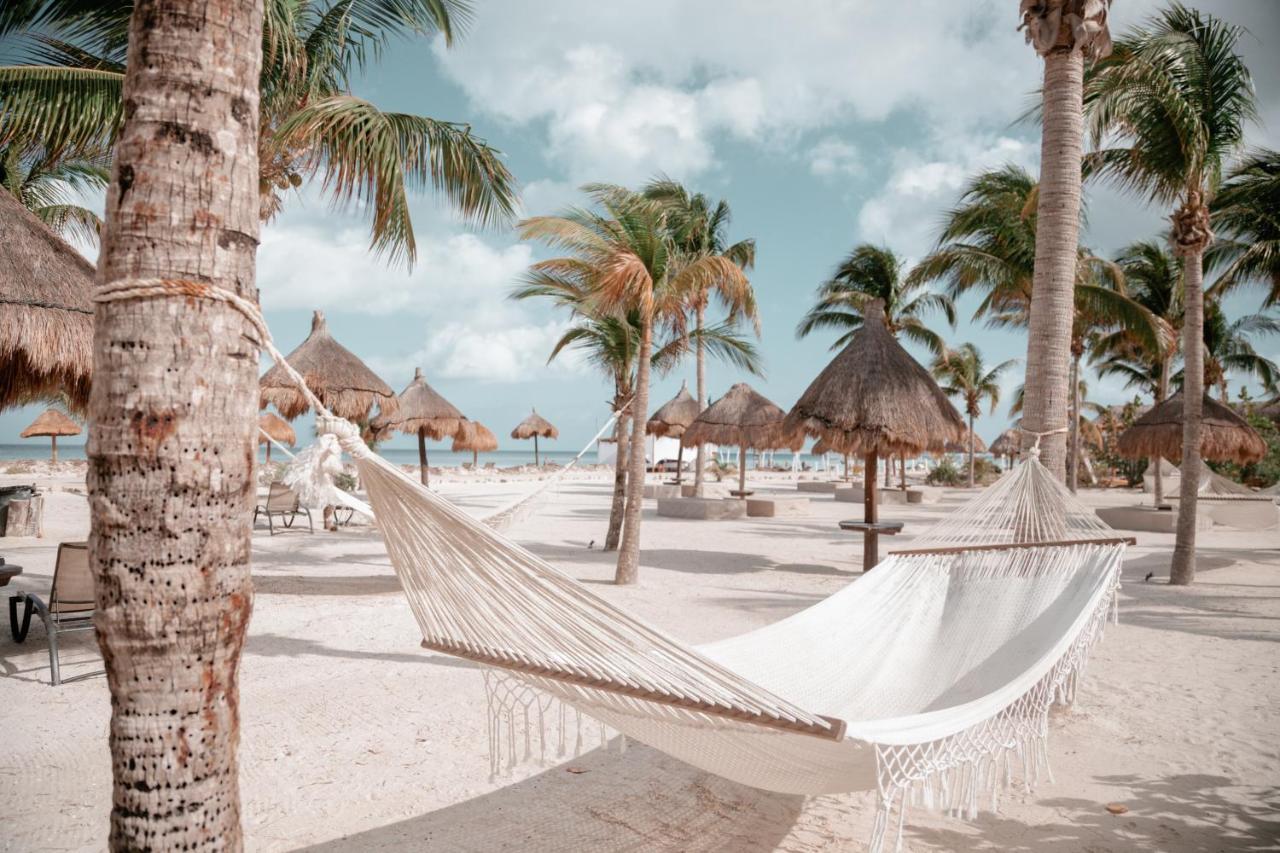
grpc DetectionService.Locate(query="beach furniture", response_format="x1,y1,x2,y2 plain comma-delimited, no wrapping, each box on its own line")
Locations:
8,542,94,686
746,496,810,517
253,481,314,534
656,496,747,520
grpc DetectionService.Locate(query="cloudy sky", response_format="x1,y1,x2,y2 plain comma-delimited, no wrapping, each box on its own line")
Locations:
4,0,1279,451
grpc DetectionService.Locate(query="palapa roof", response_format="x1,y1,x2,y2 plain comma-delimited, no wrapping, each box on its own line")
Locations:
452,419,498,453
647,381,700,437
681,382,802,451
1257,397,1280,425
372,367,465,440
783,299,965,456
511,409,558,440
259,311,396,421
258,411,296,446
988,428,1020,456
943,428,988,454
812,437,834,456
1116,392,1266,464
0,190,95,414
21,407,81,438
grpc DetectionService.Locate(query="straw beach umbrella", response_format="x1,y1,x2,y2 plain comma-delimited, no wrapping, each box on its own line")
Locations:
453,420,498,466
21,408,80,463
258,412,296,462
0,190,94,414
511,409,558,466
682,383,801,497
373,367,466,486
259,311,396,422
784,299,964,567
989,428,1019,468
1117,391,1266,465
647,381,700,484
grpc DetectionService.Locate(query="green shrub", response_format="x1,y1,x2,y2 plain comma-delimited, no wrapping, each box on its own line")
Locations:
926,457,964,486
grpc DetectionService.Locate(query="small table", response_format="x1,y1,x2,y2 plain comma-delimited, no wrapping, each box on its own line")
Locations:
729,490,754,498
0,561,23,587
838,521,904,535
330,506,356,527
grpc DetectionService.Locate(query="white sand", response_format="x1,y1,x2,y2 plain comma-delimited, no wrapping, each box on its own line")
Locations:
2,467,1278,851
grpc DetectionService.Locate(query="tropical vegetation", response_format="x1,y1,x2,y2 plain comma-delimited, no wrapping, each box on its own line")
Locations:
931,343,1016,488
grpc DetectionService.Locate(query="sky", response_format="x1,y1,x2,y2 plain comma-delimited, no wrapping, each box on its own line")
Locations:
3,0,1279,452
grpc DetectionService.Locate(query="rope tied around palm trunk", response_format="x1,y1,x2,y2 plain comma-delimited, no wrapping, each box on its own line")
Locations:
1017,426,1069,460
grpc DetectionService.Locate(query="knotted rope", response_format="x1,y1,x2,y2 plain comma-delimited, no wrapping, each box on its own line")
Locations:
1017,426,1068,460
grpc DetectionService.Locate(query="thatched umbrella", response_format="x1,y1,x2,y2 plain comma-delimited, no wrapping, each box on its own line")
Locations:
20,408,80,463
258,411,296,462
784,299,964,567
511,409,558,466
989,428,1019,468
1117,391,1266,465
681,383,801,497
452,419,498,466
0,190,94,414
259,310,396,422
647,381,700,484
372,367,466,486
1257,396,1280,426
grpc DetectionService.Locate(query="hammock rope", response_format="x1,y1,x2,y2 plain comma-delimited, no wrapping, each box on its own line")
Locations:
96,279,1130,853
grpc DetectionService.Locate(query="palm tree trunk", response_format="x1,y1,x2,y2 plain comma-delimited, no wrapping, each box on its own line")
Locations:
1022,41,1085,481
693,302,706,495
88,0,263,847
418,428,429,487
1154,357,1170,505
616,320,652,584
1067,351,1081,493
968,414,976,488
604,391,629,552
1171,242,1207,585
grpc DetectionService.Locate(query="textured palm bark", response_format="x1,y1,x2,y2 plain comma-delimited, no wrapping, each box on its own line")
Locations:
615,321,652,584
1067,349,1081,492
692,302,707,495
1152,356,1172,504
604,388,629,552
88,0,263,848
1022,45,1085,480
967,414,977,488
1170,246,1206,585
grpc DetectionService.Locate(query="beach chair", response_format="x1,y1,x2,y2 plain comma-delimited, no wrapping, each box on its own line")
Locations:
8,542,95,686
253,481,314,534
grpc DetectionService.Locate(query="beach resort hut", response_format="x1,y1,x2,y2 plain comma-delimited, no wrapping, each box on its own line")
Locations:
1258,396,1280,426
453,420,498,466
20,408,80,463
511,409,558,466
784,299,965,567
647,381,700,484
258,411,296,462
0,190,94,414
681,383,801,498
989,428,1019,469
373,368,466,486
1117,392,1266,466
259,310,396,422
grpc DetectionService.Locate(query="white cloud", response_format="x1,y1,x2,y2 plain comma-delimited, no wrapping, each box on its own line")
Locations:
808,137,860,177
374,320,584,383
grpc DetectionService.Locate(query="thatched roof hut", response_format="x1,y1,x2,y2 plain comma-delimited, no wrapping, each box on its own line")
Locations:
371,367,466,485
20,407,80,463
1117,392,1266,464
783,299,964,457
1257,397,1280,425
258,411,296,462
682,383,799,497
511,409,558,466
259,311,396,421
452,419,498,465
647,381,700,438
0,190,94,414
944,428,988,454
989,428,1019,458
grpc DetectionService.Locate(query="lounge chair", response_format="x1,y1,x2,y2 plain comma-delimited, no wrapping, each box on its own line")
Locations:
253,481,313,534
8,542,95,686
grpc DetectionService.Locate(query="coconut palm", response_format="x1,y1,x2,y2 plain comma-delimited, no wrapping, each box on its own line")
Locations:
797,244,954,355
932,344,1016,487
1193,301,1280,402
0,144,107,244
1017,0,1114,481
518,185,752,584
1083,4,1258,584
0,0,516,266
642,178,758,495
1209,148,1280,307
86,0,263,844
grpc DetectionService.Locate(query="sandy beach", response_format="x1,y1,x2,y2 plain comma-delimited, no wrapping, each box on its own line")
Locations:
2,465,1277,852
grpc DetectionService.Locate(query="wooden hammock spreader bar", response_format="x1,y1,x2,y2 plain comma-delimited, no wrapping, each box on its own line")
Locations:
889,536,1136,557
421,636,848,741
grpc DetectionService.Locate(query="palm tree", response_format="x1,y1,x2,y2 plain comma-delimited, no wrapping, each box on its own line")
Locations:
642,179,757,495
88,0,263,845
932,344,1016,487
0,0,517,265
1083,4,1258,584
798,244,954,354
1196,301,1280,402
1017,0,1114,480
1210,148,1280,308
519,185,751,584
0,143,107,244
